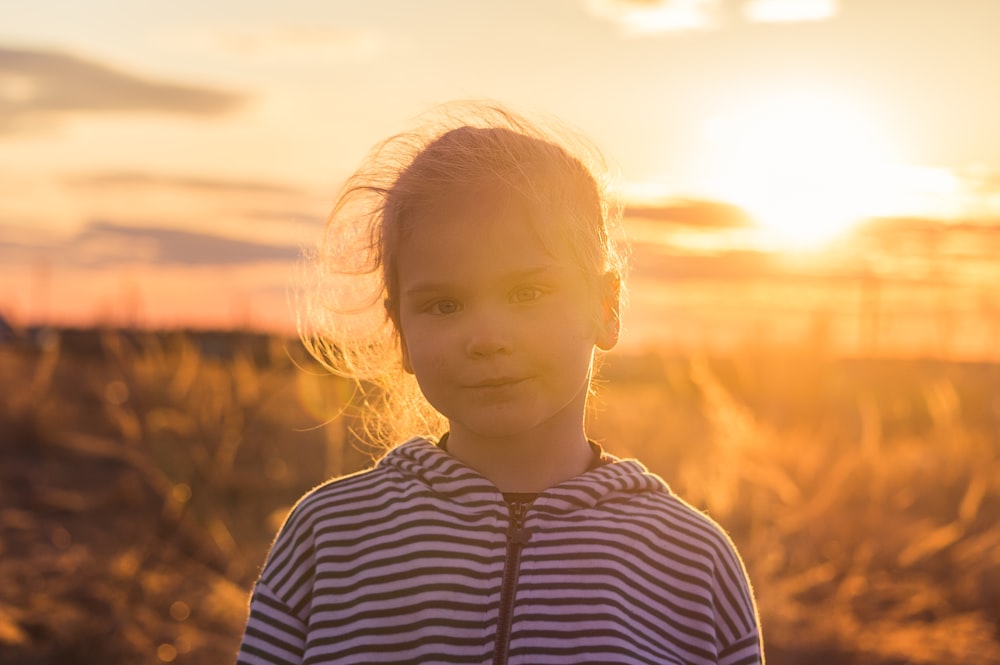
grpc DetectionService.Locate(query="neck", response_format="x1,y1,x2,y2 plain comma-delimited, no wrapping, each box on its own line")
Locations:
444,427,594,494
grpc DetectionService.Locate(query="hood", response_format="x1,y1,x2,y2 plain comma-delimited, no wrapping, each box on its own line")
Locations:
378,437,672,514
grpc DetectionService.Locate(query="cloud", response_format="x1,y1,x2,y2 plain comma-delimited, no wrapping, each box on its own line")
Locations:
585,0,721,34
633,217,1000,291
76,221,301,267
742,0,838,23
0,220,301,269
625,198,753,228
64,171,304,197
850,216,1000,252
632,246,784,281
0,46,246,134
57,170,326,235
584,0,838,33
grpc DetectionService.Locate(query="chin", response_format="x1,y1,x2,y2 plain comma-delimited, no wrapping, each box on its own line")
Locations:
448,414,541,442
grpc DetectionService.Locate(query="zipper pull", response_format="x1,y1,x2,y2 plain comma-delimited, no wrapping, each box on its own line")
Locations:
507,502,533,544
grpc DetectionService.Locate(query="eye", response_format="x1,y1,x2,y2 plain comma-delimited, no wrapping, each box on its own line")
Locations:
511,286,544,303
427,299,461,315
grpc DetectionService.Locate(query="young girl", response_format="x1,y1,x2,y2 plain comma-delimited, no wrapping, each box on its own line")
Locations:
238,103,763,665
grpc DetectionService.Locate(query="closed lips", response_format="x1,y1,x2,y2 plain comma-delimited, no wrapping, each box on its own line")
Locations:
468,377,528,388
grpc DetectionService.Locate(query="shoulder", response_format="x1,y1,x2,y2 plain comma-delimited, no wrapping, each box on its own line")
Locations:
253,446,417,598
584,464,752,596
590,461,739,557
557,458,751,579
292,464,394,517
279,456,406,538
624,489,760,638
630,486,748,567
640,491,760,630
270,436,443,544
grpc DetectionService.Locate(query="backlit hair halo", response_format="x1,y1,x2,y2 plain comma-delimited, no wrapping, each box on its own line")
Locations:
297,100,627,450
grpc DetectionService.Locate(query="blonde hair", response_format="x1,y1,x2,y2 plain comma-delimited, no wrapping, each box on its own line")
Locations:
299,101,627,450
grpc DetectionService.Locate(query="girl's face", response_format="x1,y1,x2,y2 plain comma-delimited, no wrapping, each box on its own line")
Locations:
394,199,619,444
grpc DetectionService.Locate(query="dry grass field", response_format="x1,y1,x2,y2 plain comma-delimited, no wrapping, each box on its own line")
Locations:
1,328,998,664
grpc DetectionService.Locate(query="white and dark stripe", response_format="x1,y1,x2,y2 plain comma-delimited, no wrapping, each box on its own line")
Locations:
238,438,763,664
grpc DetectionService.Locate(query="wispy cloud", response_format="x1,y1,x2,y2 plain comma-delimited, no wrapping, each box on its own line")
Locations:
77,221,302,267
625,215,1000,291
625,199,753,228
585,0,838,34
742,0,838,24
58,170,326,236
0,46,246,134
1,220,301,269
633,246,782,281
63,171,304,197
585,0,721,34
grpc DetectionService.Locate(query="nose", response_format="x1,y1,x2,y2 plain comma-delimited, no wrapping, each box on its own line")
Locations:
464,307,513,358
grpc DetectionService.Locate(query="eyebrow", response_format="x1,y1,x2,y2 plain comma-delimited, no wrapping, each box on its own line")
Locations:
402,264,563,297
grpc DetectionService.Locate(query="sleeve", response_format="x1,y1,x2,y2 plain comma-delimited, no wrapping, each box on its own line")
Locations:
236,499,319,664
719,630,763,665
712,536,764,665
236,581,307,664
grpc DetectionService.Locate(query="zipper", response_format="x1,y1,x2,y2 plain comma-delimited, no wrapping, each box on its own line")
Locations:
492,500,532,665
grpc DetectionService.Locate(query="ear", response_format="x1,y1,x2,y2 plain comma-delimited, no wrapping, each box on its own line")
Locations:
595,271,621,351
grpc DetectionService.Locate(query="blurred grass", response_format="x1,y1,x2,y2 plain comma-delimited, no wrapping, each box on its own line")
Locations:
1,327,998,663
590,346,1000,665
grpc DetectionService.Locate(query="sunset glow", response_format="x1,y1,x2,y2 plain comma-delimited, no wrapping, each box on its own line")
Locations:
5,6,1000,663
703,92,900,247
2,1,999,358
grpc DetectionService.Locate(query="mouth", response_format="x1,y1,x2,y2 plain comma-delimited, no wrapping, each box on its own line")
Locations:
467,377,529,389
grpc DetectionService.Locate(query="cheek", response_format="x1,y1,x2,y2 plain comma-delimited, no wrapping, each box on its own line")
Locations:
400,326,447,371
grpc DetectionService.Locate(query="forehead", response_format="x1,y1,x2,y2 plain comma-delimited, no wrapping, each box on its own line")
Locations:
395,195,573,289
399,182,568,260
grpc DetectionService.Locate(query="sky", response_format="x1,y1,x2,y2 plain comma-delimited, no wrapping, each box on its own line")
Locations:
2,0,999,357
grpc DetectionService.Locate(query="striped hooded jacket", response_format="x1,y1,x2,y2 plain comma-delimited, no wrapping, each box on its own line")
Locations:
237,437,763,665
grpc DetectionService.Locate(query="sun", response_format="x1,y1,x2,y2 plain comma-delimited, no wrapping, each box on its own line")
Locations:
703,91,900,248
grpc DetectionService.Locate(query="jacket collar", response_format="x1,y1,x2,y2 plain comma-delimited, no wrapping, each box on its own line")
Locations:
378,437,670,513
